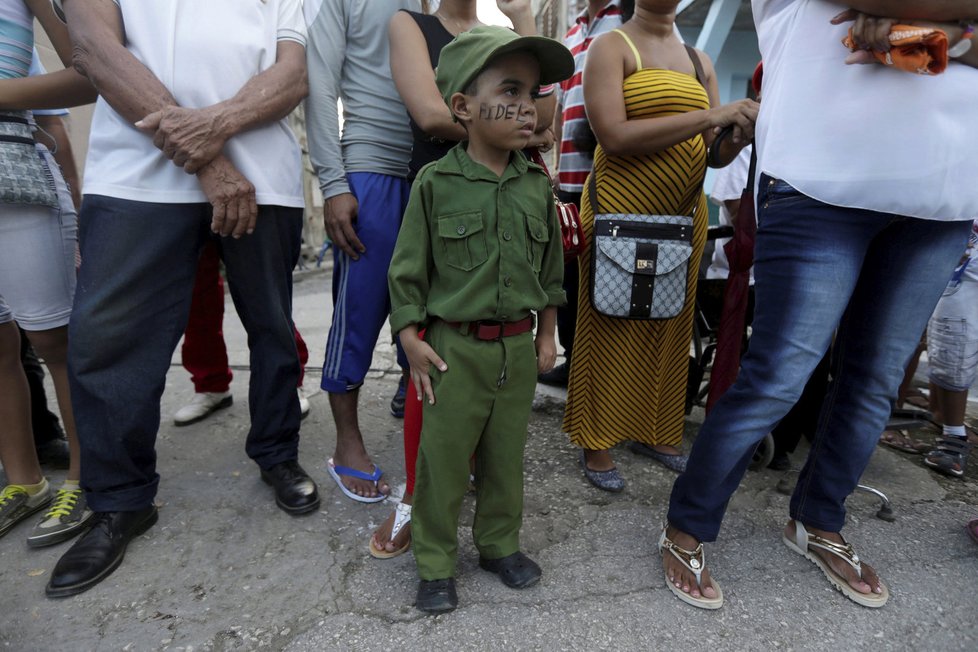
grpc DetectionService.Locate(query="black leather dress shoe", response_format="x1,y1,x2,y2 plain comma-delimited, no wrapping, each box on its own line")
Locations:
46,506,158,598
416,578,457,614
479,551,542,589
537,361,570,387
261,460,320,515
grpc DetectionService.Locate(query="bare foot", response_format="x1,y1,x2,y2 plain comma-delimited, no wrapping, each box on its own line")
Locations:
784,520,884,596
660,525,718,600
583,448,615,472
371,497,413,554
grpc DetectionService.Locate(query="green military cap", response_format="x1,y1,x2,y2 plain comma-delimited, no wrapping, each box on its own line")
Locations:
435,25,574,106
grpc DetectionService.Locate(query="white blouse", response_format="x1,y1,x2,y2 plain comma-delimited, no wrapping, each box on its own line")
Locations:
753,0,978,221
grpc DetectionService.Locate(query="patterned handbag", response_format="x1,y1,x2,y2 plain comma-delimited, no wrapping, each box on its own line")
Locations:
0,111,59,208
588,173,695,320
528,149,585,262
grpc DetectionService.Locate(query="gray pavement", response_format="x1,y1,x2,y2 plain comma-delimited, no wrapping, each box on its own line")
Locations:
2,266,977,651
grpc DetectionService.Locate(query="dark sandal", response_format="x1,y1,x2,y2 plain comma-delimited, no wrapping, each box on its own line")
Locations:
967,519,978,545
924,436,972,477
878,429,931,454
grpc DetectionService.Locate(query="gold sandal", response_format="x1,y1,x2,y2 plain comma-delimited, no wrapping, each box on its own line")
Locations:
657,525,723,609
782,521,889,608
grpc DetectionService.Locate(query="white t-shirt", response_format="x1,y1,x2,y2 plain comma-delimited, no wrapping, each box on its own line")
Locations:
753,0,978,221
708,146,753,283
67,0,306,206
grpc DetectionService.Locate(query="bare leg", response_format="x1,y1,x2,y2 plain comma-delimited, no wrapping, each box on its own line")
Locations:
931,382,968,430
0,323,43,485
583,448,615,471
22,326,79,482
329,390,389,498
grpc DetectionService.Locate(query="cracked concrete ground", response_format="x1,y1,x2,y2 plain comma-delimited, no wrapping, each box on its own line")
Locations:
2,267,977,651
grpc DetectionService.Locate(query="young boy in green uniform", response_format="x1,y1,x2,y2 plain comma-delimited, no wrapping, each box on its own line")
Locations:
388,26,574,614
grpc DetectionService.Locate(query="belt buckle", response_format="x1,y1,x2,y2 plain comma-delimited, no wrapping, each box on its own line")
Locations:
476,321,503,341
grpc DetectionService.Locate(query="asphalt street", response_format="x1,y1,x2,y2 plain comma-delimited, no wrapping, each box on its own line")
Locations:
1,266,976,651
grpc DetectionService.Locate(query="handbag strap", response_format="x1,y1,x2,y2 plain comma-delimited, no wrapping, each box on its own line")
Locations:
684,44,707,90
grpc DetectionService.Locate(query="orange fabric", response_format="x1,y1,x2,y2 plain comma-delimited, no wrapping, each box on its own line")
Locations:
843,25,949,75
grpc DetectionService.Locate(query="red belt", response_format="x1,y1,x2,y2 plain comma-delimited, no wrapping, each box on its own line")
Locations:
441,316,535,341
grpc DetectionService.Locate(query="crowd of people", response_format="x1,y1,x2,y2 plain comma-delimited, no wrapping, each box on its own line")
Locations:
1,0,976,615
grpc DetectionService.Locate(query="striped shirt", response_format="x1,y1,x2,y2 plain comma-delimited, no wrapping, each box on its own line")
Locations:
557,0,623,192
0,0,33,80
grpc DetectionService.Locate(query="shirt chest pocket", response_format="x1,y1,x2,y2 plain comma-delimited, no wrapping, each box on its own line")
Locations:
437,211,489,272
524,214,550,272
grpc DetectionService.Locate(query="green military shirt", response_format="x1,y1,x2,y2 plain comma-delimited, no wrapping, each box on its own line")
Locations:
389,143,566,333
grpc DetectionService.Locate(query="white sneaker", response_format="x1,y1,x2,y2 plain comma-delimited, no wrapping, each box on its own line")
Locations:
297,387,311,419
173,391,233,426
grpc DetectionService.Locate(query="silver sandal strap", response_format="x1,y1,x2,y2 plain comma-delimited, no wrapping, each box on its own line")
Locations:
390,502,412,541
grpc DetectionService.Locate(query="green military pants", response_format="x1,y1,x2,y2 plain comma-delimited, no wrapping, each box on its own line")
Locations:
412,319,538,580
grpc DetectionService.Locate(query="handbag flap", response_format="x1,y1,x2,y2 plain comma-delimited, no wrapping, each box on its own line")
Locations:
595,237,691,275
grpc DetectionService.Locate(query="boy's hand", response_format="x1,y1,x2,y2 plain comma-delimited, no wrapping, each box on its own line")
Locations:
400,326,448,405
535,332,557,374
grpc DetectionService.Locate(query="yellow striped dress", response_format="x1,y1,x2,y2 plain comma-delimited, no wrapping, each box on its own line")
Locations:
563,46,709,452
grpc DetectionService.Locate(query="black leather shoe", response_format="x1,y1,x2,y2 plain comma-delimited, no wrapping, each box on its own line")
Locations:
261,460,320,515
479,551,542,589
416,578,458,614
46,506,158,598
537,361,570,387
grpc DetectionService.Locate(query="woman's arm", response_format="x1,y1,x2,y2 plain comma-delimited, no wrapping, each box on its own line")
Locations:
583,34,757,159
844,1,978,21
697,52,753,168
389,11,466,142
25,0,73,67
0,68,97,110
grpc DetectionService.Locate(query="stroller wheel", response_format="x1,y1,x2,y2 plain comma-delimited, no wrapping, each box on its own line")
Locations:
749,432,775,471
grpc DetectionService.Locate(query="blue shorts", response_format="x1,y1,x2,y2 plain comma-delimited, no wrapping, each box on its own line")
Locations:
322,172,410,393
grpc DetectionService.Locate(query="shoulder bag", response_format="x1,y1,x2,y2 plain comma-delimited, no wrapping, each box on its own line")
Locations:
0,111,59,209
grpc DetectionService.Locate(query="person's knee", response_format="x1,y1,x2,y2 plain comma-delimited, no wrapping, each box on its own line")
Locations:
23,327,69,365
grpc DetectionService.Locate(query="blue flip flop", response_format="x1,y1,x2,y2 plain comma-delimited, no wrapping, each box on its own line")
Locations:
327,458,387,504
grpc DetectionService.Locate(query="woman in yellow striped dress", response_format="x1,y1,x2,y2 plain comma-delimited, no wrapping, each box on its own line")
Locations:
563,0,758,491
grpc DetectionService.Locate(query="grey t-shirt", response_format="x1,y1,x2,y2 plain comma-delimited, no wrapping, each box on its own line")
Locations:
304,0,418,199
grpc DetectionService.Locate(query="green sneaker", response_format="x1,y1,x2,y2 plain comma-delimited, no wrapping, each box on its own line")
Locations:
27,486,94,548
0,480,52,539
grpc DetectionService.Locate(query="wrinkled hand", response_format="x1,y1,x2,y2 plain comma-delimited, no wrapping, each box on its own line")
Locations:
831,9,899,53
400,329,448,405
136,106,227,174
324,193,365,260
197,155,257,238
535,334,556,374
709,98,759,144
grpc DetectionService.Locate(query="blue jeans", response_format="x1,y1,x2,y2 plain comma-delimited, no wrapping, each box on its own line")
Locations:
69,196,303,511
668,176,971,540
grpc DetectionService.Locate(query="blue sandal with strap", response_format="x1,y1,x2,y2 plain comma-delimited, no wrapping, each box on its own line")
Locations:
327,458,387,503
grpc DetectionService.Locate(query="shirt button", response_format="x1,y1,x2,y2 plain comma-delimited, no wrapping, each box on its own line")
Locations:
503,231,512,241
456,225,466,235
501,314,509,320
504,276,513,287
